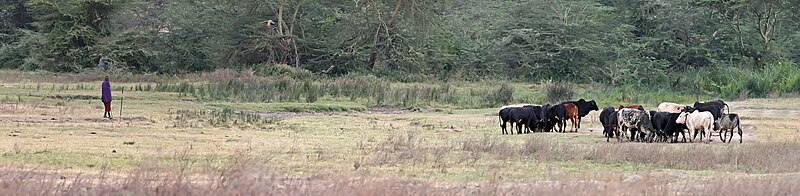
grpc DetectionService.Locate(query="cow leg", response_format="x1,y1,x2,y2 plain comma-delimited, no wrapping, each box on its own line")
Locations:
501,121,507,135
737,123,743,143
510,122,515,135
571,118,577,132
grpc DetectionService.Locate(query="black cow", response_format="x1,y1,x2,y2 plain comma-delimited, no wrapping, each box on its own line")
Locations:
693,99,729,114
605,111,619,142
664,113,689,143
546,104,567,133
650,111,671,142
560,99,600,129
528,105,544,132
537,104,552,132
635,111,657,142
598,106,616,138
510,107,540,134
498,107,514,135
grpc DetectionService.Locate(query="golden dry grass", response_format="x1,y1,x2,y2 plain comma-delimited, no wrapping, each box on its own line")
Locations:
2,75,800,194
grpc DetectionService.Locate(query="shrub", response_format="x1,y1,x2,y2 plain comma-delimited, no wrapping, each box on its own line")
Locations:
253,64,314,79
543,81,574,104
484,83,514,106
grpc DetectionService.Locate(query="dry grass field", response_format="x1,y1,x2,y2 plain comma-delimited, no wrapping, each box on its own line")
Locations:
1,71,800,195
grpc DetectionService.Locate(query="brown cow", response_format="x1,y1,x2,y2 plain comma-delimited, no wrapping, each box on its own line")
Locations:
563,103,579,132
619,104,645,111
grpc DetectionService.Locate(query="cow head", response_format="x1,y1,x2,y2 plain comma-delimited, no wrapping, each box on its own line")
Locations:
676,112,689,124
588,100,599,111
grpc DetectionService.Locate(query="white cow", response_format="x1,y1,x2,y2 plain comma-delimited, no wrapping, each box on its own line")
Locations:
675,110,715,142
657,102,686,113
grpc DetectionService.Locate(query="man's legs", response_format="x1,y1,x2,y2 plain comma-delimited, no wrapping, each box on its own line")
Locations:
104,102,112,119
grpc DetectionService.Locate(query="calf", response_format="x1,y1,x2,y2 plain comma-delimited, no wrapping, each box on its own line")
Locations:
563,103,579,132
676,110,715,142
657,102,685,113
560,99,599,128
718,114,743,143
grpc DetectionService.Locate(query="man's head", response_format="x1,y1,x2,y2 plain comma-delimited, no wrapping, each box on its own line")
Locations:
105,76,109,81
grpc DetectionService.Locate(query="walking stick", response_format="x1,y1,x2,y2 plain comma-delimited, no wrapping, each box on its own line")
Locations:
119,88,124,119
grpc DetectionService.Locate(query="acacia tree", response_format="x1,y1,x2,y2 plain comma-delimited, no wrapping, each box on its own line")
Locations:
363,0,435,71
698,0,793,68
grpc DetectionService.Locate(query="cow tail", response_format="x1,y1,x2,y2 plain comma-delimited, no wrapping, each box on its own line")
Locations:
725,103,730,114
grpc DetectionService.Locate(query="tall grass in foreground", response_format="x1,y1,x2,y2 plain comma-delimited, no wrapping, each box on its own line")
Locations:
370,132,800,174
1,153,798,195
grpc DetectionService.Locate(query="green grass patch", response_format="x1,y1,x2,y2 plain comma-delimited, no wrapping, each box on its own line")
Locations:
207,101,367,113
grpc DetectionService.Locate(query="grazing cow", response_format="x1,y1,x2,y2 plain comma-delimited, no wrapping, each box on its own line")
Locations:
537,104,552,132
617,108,649,142
509,107,537,134
527,105,545,132
560,99,599,129
693,99,729,114
599,107,616,137
619,104,645,111
717,114,743,143
639,112,657,142
499,104,540,134
657,102,685,113
604,111,619,142
649,111,671,142
563,103,579,132
676,110,715,142
546,104,567,133
498,107,514,135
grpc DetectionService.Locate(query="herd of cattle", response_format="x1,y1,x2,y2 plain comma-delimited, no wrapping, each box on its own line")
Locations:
498,99,744,143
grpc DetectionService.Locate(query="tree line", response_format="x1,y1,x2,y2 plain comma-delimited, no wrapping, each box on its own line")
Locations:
1,0,799,87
